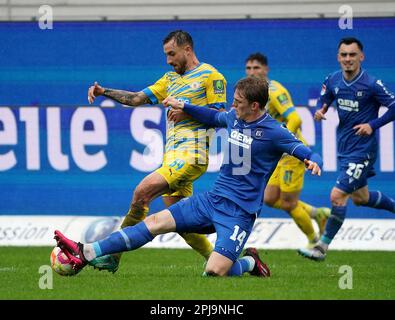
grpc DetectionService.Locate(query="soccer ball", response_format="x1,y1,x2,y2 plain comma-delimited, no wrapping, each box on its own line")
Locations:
50,246,80,276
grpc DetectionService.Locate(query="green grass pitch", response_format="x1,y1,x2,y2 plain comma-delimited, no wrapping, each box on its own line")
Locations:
1,247,394,300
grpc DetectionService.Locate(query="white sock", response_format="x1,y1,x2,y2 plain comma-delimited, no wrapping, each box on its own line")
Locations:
309,207,318,218
241,256,255,272
317,241,329,252
82,244,97,261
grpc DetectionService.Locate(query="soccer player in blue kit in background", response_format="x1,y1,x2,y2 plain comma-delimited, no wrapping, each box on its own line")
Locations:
299,37,395,261
54,77,323,277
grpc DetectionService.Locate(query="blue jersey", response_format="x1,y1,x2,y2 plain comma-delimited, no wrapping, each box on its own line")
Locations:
318,69,395,159
202,109,306,214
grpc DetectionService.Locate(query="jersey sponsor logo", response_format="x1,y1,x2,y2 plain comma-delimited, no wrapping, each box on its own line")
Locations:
228,130,253,149
277,93,289,105
213,80,225,94
337,98,359,112
176,97,190,104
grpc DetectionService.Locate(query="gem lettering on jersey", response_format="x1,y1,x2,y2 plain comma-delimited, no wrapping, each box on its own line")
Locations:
337,98,359,112
228,130,253,149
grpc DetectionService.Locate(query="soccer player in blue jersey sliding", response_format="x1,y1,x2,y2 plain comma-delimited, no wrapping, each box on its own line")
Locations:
298,37,395,262
55,77,322,277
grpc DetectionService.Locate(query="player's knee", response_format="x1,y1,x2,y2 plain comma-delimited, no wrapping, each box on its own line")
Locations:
330,192,346,207
263,194,277,207
280,199,297,212
143,213,167,235
351,194,367,206
204,266,227,277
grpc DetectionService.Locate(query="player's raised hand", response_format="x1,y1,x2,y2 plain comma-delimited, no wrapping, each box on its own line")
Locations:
163,96,184,110
314,109,327,121
353,123,373,136
304,159,321,176
88,82,105,104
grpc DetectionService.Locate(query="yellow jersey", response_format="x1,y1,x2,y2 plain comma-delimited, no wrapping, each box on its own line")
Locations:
143,63,227,164
267,80,308,145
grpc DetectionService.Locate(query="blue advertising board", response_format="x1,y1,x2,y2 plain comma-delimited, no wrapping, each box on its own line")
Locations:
1,18,394,218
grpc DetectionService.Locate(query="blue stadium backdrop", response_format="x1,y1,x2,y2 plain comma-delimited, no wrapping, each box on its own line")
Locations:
1,18,394,219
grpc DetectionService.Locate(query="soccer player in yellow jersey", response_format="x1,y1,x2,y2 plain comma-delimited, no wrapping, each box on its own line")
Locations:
86,30,226,272
245,53,330,247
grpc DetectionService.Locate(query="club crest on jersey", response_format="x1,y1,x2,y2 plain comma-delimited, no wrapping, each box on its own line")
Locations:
228,130,253,149
356,91,364,97
190,81,200,90
234,120,238,126
254,129,264,139
335,87,339,94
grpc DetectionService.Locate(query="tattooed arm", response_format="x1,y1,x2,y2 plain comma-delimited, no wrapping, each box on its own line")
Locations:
87,82,151,106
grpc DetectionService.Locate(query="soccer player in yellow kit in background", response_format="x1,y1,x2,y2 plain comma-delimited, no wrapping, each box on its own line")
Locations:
86,30,226,272
245,53,330,247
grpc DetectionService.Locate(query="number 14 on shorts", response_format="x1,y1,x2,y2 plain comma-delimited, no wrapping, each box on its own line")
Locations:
230,225,247,252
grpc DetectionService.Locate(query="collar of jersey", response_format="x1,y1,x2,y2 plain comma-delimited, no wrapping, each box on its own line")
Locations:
342,68,364,86
239,112,268,127
181,62,203,76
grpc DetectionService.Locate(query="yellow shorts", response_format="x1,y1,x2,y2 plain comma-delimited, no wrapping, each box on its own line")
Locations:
156,155,208,197
267,154,305,193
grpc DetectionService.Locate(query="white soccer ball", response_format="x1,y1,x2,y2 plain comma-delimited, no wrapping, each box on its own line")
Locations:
50,246,80,276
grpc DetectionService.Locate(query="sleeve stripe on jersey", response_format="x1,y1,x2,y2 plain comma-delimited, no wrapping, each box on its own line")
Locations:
142,88,158,105
281,106,296,119
387,100,395,108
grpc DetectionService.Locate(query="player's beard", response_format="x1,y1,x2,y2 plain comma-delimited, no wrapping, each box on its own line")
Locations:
173,58,188,75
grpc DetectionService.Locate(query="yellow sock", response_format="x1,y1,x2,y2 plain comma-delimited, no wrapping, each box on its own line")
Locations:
180,233,213,260
289,202,317,243
121,205,149,228
298,200,317,218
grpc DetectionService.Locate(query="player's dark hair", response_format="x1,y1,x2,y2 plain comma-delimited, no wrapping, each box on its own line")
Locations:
235,77,269,110
338,37,363,51
245,52,268,66
163,30,194,49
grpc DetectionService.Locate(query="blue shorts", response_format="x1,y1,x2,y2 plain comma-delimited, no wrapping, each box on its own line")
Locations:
168,191,256,262
336,154,377,194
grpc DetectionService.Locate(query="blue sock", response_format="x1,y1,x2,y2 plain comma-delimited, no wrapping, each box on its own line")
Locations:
321,206,347,245
228,257,253,276
363,191,395,213
96,222,154,256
